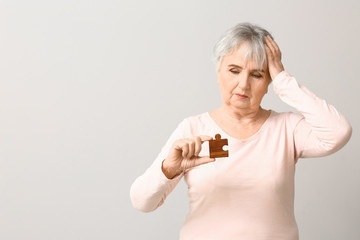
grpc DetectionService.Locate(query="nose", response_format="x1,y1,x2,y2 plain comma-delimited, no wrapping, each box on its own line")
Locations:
237,73,250,90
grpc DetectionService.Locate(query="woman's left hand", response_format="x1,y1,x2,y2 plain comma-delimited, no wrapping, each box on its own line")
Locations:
264,35,285,80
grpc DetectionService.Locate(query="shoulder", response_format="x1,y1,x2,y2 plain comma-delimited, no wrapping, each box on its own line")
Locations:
179,112,214,137
183,112,209,124
183,112,211,130
269,110,304,129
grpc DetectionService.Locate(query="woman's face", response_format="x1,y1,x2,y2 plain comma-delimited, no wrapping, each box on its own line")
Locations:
217,43,271,112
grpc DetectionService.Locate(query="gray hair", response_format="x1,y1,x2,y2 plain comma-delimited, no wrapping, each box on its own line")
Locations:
213,22,273,71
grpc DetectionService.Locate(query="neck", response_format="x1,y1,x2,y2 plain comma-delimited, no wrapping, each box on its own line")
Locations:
217,104,266,125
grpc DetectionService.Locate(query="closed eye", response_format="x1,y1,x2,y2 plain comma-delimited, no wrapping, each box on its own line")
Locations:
229,69,263,78
251,74,262,78
229,69,239,74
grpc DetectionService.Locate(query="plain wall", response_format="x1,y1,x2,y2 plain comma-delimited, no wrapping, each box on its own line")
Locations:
0,0,359,239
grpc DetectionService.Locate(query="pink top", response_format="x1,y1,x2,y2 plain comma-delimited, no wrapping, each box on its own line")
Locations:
130,71,352,240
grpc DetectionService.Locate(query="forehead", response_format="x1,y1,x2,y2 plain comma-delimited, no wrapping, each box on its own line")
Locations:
222,43,264,71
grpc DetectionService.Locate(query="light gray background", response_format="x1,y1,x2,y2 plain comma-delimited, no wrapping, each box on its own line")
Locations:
0,0,359,239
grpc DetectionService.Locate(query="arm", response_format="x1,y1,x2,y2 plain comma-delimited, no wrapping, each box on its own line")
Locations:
273,71,352,158
129,120,186,213
264,35,352,159
129,119,214,212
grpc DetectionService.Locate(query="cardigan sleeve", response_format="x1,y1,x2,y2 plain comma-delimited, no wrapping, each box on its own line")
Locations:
130,119,188,212
272,71,352,159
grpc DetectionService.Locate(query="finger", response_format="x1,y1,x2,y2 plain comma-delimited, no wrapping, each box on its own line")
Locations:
266,35,282,59
267,35,281,53
180,160,191,171
193,156,216,167
264,42,271,54
181,143,189,159
194,136,202,156
187,140,195,159
265,35,276,52
198,135,214,142
265,41,275,57
264,35,272,48
264,44,274,61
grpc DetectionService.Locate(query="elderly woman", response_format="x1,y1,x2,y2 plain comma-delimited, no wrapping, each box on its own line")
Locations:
130,23,352,239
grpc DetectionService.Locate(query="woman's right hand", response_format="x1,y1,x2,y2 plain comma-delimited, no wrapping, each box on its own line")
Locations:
162,135,215,179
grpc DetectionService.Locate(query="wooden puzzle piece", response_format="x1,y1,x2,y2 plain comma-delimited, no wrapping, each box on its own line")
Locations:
209,134,229,158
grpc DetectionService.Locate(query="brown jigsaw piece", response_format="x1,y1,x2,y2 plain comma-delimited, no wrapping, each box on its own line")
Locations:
209,133,229,158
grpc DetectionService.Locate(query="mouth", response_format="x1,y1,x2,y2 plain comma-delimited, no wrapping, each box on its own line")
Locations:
235,93,248,99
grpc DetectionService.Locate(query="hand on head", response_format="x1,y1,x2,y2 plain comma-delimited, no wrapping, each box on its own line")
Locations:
264,35,285,80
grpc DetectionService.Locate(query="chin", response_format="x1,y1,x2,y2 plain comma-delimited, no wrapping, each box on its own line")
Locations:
230,102,251,109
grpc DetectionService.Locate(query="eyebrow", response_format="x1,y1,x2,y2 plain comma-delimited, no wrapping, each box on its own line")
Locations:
227,64,265,73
